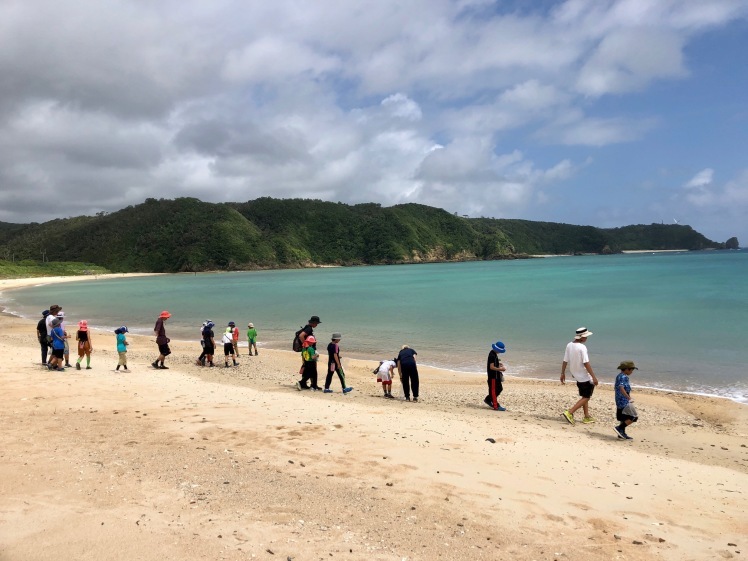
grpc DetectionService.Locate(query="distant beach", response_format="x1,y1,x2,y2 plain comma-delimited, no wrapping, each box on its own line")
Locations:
4,251,747,405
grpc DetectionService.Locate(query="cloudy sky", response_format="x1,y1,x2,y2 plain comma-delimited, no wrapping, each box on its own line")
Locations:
1,0,747,244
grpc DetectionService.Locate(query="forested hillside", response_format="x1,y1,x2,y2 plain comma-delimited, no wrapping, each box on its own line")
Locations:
0,197,729,273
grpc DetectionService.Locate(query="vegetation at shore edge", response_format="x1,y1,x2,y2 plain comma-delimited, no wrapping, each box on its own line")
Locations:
0,197,736,275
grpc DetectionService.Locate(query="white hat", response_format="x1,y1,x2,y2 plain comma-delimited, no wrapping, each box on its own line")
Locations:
57,311,65,318
574,327,593,340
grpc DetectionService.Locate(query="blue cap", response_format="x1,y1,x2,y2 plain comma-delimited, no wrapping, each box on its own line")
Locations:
492,341,506,353
42,309,50,317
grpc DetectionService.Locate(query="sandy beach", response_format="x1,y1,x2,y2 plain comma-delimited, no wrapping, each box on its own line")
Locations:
1,276,746,561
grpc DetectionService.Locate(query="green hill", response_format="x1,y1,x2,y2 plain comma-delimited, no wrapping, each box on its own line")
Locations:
0,197,730,273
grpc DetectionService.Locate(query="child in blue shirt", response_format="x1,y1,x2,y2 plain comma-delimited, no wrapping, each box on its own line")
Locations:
49,318,66,371
614,360,638,440
115,326,129,372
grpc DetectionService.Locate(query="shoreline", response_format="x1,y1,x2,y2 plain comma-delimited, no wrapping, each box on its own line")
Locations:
2,272,746,406
1,276,747,560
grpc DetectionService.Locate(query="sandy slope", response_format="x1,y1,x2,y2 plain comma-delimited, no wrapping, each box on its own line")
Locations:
0,276,746,561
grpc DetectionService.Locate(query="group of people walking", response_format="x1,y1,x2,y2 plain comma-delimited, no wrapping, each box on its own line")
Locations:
293,316,353,394
559,327,639,440
35,307,639,440
35,304,129,372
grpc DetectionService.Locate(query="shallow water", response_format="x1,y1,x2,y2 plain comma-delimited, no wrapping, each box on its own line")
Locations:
3,250,747,403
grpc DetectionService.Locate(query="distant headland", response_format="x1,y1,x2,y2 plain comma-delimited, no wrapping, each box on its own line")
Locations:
0,197,739,274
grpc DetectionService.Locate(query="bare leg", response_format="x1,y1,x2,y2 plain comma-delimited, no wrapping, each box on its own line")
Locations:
569,397,589,415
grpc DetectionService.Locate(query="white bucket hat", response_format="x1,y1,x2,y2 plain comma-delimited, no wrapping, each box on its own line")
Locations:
574,327,593,340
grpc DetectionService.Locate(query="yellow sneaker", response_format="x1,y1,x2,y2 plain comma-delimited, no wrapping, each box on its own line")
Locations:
582,417,595,424
563,410,575,425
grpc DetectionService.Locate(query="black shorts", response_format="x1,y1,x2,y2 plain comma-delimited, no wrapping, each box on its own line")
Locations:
204,344,214,355
224,342,234,356
51,348,64,359
158,343,171,356
577,381,595,399
616,408,638,423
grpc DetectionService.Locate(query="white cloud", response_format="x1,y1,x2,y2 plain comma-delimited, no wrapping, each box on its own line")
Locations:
0,0,746,227
381,93,423,121
576,29,687,96
684,168,714,188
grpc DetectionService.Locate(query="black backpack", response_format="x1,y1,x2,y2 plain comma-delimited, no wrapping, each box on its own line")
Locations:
292,327,304,352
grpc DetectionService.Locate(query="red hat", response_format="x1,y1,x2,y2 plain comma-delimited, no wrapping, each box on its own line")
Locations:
159,310,171,319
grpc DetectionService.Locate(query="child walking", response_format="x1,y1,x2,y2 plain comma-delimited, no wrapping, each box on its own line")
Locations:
484,341,507,411
58,311,72,367
200,321,216,367
297,335,320,390
375,359,397,398
75,320,93,370
230,321,240,356
115,326,129,372
324,333,353,394
614,360,639,440
49,317,66,371
222,325,238,367
247,323,258,356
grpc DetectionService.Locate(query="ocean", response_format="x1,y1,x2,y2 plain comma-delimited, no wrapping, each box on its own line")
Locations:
3,250,746,403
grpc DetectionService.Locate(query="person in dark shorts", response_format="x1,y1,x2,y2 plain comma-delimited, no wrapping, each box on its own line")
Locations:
484,341,507,411
614,360,639,440
197,320,210,366
152,310,171,369
200,321,216,367
324,333,353,394
36,310,50,365
49,317,66,371
560,327,599,425
222,324,238,367
396,345,420,402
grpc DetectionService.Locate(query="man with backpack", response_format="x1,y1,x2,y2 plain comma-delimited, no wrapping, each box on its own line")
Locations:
294,316,321,389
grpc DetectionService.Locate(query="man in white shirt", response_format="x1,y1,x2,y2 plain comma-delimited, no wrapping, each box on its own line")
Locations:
560,327,599,425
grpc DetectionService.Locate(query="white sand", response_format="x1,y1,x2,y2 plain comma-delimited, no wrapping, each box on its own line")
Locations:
1,275,746,561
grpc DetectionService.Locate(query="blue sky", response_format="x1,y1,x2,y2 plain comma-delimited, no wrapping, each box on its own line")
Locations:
1,0,746,245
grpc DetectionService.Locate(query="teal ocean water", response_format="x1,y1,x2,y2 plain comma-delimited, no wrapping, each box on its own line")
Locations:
3,250,746,403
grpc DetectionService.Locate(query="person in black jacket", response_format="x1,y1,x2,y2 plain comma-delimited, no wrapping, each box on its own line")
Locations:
36,310,50,365
484,341,507,411
396,345,420,402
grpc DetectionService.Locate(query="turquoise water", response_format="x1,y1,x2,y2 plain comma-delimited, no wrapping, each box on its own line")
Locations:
3,250,747,403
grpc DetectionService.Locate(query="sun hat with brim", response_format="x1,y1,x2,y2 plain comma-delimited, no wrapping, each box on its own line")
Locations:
617,361,638,371
51,318,61,327
492,341,506,353
42,310,50,317
309,316,322,323
332,333,342,340
57,311,65,318
159,310,171,319
574,327,593,339
78,320,88,331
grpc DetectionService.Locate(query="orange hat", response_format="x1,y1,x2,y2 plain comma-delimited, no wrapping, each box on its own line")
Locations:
78,320,88,331
159,310,171,319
